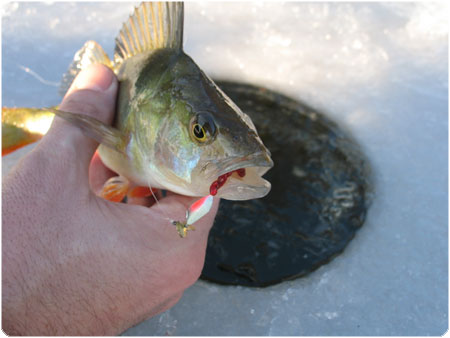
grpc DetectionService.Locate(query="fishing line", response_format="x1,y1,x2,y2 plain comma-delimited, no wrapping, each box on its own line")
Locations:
146,178,175,225
136,137,178,226
134,124,193,233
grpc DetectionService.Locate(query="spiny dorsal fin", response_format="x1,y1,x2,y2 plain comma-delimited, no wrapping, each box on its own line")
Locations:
114,2,184,65
59,41,113,97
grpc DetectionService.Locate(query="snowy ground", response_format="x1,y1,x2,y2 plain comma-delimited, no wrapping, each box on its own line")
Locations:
2,2,448,335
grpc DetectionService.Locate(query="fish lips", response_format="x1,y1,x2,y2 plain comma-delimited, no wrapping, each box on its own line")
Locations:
213,152,274,201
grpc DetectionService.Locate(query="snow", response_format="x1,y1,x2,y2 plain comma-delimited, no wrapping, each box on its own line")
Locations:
2,2,448,335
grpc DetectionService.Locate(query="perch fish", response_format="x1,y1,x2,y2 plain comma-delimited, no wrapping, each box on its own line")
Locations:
4,2,274,236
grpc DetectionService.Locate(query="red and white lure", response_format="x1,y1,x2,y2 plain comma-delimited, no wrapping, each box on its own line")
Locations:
173,168,246,237
173,194,214,237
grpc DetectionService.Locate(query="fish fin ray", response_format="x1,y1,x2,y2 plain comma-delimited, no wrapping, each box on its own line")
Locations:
114,2,184,65
100,176,130,202
48,108,126,154
59,41,113,97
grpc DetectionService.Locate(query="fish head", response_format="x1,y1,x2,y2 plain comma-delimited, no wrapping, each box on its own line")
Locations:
135,52,273,200
187,100,274,201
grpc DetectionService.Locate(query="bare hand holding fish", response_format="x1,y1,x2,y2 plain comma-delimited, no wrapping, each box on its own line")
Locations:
3,2,274,334
3,2,273,237
3,63,219,335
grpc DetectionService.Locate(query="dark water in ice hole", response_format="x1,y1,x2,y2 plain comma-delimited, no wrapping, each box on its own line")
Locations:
201,81,373,287
2,78,372,288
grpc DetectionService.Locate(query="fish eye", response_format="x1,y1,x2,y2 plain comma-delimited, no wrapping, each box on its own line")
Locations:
193,124,206,140
190,113,217,144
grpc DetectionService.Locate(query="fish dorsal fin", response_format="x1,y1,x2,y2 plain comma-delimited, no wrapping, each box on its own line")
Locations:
59,41,113,97
114,2,184,65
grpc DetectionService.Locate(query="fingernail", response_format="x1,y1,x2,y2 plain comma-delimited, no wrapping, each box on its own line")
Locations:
72,64,114,92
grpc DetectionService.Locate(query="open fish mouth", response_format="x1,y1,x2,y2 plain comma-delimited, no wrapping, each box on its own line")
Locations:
206,152,274,201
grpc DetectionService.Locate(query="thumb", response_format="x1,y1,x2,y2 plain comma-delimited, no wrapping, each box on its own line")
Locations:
42,64,118,182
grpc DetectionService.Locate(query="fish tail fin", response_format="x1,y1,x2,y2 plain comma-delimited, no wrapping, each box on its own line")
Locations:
114,2,184,65
2,107,55,156
2,106,127,155
59,40,113,97
2,126,43,156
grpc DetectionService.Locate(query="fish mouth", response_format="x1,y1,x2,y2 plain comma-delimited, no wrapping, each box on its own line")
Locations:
203,152,274,201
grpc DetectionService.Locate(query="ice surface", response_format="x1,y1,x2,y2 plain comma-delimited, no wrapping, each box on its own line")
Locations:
2,2,448,335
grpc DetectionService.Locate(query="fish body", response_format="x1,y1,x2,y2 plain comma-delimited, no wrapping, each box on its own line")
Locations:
28,2,274,201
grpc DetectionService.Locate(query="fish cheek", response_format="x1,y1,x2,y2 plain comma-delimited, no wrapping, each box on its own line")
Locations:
156,118,201,186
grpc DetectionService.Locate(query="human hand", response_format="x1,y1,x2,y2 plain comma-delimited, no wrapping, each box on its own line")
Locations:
2,64,220,335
